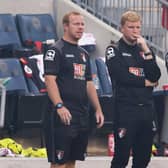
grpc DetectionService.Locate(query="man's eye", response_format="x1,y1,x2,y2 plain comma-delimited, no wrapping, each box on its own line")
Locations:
73,23,80,26
128,26,140,29
72,23,84,26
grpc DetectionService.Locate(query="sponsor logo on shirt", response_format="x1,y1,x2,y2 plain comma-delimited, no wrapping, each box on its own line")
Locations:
65,54,74,58
73,63,86,80
44,50,55,61
122,52,132,57
129,67,145,77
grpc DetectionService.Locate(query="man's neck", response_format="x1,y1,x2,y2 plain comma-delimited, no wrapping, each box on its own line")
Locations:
63,36,78,45
122,36,136,46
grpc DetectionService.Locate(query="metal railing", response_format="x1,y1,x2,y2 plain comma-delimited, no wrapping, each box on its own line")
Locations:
0,83,6,128
72,0,168,59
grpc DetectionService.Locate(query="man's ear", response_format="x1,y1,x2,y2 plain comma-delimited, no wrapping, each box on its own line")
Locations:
63,23,68,32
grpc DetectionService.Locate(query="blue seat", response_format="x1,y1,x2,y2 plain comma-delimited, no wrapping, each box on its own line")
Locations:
0,13,49,141
0,58,47,143
95,58,113,96
0,14,21,47
0,58,29,132
0,58,29,94
89,57,103,96
16,14,58,46
0,14,22,58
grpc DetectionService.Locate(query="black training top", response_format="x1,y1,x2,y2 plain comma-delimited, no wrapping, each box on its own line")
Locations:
44,38,92,119
106,38,161,105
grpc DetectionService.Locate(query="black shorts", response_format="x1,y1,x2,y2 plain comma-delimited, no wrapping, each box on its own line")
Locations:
44,113,89,164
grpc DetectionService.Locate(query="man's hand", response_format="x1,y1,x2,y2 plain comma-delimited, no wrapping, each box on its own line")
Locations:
57,107,72,125
136,35,150,53
95,110,104,128
145,79,158,87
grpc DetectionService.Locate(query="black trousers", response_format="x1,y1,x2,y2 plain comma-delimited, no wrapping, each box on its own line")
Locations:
111,104,156,168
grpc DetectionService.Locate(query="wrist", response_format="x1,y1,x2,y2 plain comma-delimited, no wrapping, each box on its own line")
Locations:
144,51,152,56
145,55,153,60
55,102,64,109
141,43,149,53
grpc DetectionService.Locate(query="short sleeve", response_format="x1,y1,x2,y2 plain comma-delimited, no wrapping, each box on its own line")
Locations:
43,47,61,76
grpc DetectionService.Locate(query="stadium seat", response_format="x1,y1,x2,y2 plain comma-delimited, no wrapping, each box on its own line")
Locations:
0,14,21,47
0,58,29,94
16,13,58,52
89,57,103,96
0,58,29,133
95,57,113,96
0,14,51,135
0,58,47,145
0,14,22,58
0,13,37,59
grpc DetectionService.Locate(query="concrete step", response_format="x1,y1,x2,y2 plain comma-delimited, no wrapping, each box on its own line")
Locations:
0,156,168,168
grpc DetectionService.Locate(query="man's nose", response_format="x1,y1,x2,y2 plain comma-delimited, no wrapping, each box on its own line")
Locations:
78,23,84,27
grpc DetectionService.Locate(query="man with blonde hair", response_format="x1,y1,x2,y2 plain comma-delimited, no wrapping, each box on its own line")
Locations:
106,11,161,168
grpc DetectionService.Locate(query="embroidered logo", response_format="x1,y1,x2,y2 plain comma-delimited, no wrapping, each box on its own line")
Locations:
118,128,127,138
73,63,86,80
44,50,55,61
56,150,64,160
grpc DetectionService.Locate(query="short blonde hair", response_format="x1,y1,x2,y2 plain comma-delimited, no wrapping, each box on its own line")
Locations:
62,11,81,25
120,11,141,26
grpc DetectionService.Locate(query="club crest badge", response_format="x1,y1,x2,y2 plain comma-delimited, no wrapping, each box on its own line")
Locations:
44,50,55,61
56,150,64,160
118,128,127,138
106,47,115,60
